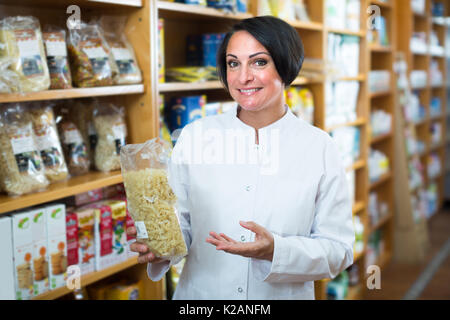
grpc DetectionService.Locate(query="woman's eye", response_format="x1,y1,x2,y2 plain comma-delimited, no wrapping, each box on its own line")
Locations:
254,59,267,66
227,61,239,68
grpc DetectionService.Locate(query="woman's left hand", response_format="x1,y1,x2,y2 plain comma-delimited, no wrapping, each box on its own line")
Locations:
206,221,274,261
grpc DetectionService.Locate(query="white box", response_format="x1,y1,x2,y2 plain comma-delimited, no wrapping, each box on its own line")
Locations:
0,216,15,300
45,204,67,290
12,211,34,300
30,207,49,296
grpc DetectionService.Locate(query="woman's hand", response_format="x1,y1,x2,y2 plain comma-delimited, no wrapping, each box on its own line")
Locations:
127,226,166,264
205,221,274,261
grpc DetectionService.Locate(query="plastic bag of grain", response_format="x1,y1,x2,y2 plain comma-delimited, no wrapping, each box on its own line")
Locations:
55,104,90,176
120,138,187,260
0,57,20,93
0,103,49,196
72,99,97,169
93,101,126,172
0,16,50,93
28,102,69,183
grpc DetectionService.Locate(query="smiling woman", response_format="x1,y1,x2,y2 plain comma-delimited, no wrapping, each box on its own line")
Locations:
127,16,355,300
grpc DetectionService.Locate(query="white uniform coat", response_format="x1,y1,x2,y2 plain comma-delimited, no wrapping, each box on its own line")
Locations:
147,106,355,300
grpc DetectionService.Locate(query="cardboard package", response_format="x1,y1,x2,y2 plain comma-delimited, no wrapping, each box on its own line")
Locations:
105,280,143,300
73,207,95,275
30,207,49,296
45,204,68,290
12,211,34,300
0,216,15,300
66,211,79,268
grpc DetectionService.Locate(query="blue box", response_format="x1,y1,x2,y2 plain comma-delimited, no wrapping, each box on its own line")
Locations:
167,95,206,132
186,33,222,67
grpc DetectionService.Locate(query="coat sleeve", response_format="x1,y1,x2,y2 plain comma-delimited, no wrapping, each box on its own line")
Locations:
252,135,355,283
147,128,192,281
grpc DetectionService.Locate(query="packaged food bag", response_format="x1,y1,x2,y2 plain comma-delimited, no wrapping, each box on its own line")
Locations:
71,99,97,169
0,103,49,196
99,16,142,85
0,57,20,93
0,16,51,93
28,102,69,183
67,22,117,87
55,105,90,176
43,26,72,89
93,101,127,172
120,138,187,260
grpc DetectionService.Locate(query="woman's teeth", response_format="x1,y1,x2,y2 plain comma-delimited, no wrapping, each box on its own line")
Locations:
239,88,260,93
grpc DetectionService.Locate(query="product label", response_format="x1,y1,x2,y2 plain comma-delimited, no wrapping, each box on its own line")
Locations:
113,123,126,155
15,29,44,77
112,47,136,75
35,133,62,168
135,221,148,239
10,129,42,172
44,33,67,57
81,39,111,76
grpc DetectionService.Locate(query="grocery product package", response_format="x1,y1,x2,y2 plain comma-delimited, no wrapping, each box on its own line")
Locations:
0,57,20,93
43,26,72,89
99,16,142,85
71,99,97,169
29,102,69,183
30,207,49,296
12,211,35,300
55,104,90,176
120,138,187,260
0,216,15,300
0,103,49,196
93,101,127,172
67,22,117,87
0,16,50,93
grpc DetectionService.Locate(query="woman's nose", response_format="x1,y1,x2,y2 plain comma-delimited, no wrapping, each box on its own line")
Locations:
239,65,254,83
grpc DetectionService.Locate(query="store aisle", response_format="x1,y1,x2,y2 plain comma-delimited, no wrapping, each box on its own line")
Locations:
364,205,450,300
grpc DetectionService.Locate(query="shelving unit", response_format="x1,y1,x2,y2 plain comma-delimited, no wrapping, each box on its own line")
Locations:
0,0,163,300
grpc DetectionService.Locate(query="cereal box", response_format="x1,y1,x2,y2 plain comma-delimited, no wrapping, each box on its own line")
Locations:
75,207,95,275
30,207,49,296
45,204,67,290
105,200,127,264
12,211,34,300
0,216,15,300
66,211,79,268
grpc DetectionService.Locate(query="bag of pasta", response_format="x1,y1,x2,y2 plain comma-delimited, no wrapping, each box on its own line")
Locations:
42,26,72,89
99,15,142,85
0,103,49,196
120,138,187,260
55,105,90,176
67,22,117,87
72,99,97,169
0,16,50,93
28,102,69,183
0,57,20,93
93,101,126,172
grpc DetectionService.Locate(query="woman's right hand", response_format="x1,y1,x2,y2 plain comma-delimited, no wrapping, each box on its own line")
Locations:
127,226,165,264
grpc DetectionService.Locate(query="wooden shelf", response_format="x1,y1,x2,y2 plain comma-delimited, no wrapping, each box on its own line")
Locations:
370,131,393,144
88,0,142,6
354,249,365,262
287,19,323,31
346,159,366,172
33,257,138,300
326,27,365,37
370,0,392,8
157,1,252,20
345,284,363,300
326,118,367,132
370,90,392,98
159,81,223,92
0,84,144,103
352,201,366,215
0,171,123,215
370,212,393,234
369,171,392,189
370,45,393,52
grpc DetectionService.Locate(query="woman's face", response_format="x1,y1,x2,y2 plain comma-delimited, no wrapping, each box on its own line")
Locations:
226,31,284,112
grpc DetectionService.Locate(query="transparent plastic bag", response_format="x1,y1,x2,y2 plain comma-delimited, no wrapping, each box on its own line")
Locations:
55,105,90,176
99,15,142,85
93,101,127,172
67,22,117,87
28,102,69,183
0,103,49,196
72,99,97,169
43,26,72,89
120,138,187,260
0,57,21,93
0,16,50,93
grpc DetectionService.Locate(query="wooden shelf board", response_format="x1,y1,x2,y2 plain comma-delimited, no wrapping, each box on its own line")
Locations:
370,45,393,52
352,201,366,214
0,171,123,215
370,90,392,98
286,19,323,31
346,159,366,172
345,284,363,300
429,142,445,152
370,212,393,234
354,249,365,262
326,118,367,132
33,257,138,300
326,27,365,37
327,74,366,82
370,131,393,144
369,171,392,189
159,81,223,92
0,84,144,103
87,0,142,6
157,1,253,20
370,0,392,8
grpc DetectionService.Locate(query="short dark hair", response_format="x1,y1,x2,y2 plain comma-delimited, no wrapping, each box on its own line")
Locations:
217,16,304,90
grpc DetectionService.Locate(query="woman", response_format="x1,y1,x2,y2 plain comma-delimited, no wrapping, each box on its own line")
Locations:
128,16,355,299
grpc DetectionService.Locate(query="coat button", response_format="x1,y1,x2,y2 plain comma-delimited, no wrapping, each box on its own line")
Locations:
238,287,243,293
240,235,246,241
245,185,251,191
